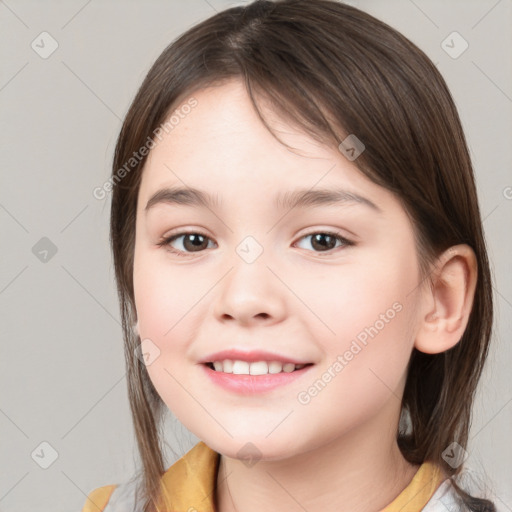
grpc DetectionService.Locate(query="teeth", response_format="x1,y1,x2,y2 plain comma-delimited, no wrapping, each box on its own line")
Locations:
232,360,250,375
209,359,306,375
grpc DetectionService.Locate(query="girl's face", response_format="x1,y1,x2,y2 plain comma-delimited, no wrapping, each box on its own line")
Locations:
133,79,425,460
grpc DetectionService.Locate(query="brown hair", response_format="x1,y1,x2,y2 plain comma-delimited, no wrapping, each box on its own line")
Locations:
109,1,495,510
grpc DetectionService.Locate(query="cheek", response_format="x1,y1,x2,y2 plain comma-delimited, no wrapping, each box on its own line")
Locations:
299,243,419,351
132,250,212,402
316,293,414,394
295,294,416,443
133,246,209,343
298,245,419,404
132,263,202,429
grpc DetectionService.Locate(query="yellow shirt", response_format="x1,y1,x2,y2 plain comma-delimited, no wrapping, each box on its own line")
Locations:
81,441,446,512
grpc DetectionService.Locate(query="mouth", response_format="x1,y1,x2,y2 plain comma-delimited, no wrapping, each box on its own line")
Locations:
201,360,314,394
204,360,314,375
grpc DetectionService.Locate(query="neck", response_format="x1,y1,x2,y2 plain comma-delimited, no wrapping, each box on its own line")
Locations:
215,407,420,512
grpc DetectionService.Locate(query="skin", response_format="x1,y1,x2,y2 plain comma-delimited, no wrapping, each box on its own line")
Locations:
132,78,477,512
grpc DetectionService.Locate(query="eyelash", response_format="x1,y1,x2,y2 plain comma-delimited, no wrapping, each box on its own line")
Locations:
157,229,355,257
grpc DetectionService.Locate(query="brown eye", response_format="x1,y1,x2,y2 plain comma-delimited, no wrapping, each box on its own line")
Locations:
295,231,354,254
157,229,354,258
158,232,215,257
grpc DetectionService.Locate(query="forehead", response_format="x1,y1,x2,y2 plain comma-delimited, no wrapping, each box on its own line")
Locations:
151,79,333,162
137,79,396,216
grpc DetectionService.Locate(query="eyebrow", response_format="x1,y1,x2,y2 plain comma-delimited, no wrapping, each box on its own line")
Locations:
144,186,381,214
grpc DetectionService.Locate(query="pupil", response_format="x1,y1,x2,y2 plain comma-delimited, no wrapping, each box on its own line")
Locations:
184,234,207,251
312,233,336,251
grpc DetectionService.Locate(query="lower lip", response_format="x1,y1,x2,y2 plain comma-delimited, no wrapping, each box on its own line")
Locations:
200,363,313,394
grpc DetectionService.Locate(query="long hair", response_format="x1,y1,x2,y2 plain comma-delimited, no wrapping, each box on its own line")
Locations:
108,1,495,510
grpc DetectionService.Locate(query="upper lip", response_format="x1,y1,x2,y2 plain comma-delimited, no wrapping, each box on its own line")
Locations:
198,349,312,365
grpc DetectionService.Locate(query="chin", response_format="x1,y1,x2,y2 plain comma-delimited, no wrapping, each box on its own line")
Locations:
202,434,302,463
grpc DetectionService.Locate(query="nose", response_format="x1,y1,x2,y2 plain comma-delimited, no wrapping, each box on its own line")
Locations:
213,254,287,327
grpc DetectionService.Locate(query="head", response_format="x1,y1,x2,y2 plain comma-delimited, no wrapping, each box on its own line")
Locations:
108,1,494,511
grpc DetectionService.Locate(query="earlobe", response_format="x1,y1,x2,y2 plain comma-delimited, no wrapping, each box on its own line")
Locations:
414,244,478,355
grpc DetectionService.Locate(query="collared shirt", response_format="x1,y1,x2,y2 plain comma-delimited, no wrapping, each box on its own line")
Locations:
82,441,460,512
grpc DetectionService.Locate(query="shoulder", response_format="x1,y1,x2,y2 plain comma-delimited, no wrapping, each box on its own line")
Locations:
81,478,139,512
81,484,118,512
80,441,219,511
421,478,462,511
422,474,500,512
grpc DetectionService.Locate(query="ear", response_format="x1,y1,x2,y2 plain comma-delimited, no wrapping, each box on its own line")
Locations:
414,244,478,354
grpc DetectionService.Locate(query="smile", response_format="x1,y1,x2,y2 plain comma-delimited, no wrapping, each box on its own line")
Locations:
206,360,309,375
201,361,314,394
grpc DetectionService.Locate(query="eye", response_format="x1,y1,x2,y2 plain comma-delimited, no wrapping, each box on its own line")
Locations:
158,229,354,257
157,231,216,257
294,231,354,255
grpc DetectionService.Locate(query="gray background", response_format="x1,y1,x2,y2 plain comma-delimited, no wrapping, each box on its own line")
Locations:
1,1,511,511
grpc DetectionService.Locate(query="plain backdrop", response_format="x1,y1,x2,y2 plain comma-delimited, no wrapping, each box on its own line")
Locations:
0,1,511,511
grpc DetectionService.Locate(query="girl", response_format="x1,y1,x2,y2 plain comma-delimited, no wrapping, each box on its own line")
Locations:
82,1,497,511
